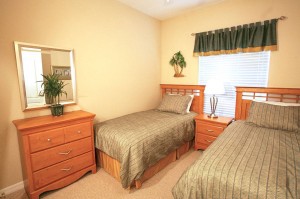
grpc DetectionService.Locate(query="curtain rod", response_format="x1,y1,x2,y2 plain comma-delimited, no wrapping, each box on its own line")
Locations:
191,16,287,36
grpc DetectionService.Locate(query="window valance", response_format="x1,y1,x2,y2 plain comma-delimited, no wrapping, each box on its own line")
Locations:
193,19,278,56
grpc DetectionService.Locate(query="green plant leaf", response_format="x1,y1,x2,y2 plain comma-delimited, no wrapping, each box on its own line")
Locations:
41,73,68,105
169,51,187,69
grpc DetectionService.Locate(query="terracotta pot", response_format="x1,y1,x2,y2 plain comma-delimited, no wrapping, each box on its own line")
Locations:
174,73,185,77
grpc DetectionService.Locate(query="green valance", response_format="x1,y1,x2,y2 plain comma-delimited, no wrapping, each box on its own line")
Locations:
193,19,278,56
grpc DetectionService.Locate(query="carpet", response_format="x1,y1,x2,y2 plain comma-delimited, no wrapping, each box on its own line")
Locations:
7,149,201,199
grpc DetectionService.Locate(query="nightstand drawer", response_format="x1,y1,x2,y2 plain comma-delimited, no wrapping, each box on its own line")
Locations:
194,114,233,151
33,151,94,189
65,122,91,142
29,128,65,153
195,133,216,149
31,137,93,171
197,123,224,137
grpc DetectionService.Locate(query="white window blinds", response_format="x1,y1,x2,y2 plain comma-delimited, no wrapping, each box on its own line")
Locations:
198,51,270,118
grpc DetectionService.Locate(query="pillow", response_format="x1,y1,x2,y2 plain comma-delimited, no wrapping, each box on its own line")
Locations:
253,99,300,106
186,95,194,113
246,101,300,132
167,93,194,113
157,94,192,114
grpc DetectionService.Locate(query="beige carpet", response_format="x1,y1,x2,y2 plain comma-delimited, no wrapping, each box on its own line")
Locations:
7,149,201,199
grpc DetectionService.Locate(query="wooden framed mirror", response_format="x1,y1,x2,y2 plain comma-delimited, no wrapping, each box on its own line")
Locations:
14,41,77,111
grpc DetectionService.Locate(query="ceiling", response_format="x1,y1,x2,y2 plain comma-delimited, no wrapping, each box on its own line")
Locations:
117,0,224,20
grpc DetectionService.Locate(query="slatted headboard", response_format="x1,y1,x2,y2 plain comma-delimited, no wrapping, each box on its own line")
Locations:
235,87,300,120
160,84,205,114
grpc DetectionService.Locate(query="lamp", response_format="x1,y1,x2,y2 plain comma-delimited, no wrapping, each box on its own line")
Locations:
204,79,225,118
164,0,173,5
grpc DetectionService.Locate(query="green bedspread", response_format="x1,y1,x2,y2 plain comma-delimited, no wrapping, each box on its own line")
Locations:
94,110,197,188
173,120,300,199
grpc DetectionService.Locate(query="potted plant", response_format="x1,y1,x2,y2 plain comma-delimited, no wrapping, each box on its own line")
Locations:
169,51,187,77
40,73,67,116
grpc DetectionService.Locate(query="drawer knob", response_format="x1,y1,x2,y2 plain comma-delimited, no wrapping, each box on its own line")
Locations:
47,138,51,142
205,139,213,143
60,167,72,171
77,130,81,134
206,129,214,132
58,150,72,155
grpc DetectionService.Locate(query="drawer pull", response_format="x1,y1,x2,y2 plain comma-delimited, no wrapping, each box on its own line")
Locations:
206,129,214,132
60,167,72,171
205,139,213,143
77,130,81,134
58,150,72,155
47,138,51,142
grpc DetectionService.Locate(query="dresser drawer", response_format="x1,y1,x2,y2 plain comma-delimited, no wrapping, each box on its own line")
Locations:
29,128,65,153
31,137,93,171
33,151,94,189
65,122,91,143
195,133,217,149
197,122,224,137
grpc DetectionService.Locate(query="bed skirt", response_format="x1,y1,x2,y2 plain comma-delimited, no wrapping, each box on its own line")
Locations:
95,140,193,189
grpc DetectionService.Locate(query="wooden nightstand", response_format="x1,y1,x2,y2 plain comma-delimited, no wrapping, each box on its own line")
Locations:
194,114,233,150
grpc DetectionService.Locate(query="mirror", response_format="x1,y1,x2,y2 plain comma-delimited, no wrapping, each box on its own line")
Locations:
14,42,77,111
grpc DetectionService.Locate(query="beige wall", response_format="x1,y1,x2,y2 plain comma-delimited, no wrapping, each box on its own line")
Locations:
0,0,161,189
1,0,299,191
161,0,300,88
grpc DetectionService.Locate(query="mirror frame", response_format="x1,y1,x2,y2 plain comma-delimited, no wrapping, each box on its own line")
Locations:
14,41,77,111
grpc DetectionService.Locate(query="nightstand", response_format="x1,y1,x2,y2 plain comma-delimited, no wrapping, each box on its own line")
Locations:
194,114,233,150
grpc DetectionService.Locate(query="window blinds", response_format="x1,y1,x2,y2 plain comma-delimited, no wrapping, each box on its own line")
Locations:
198,51,270,118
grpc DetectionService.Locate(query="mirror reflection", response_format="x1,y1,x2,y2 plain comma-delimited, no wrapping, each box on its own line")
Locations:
14,42,77,111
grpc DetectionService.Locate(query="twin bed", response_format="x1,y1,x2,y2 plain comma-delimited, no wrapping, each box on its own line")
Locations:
94,84,205,189
173,87,300,199
93,85,300,199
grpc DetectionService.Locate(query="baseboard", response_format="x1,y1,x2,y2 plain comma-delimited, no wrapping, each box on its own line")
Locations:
0,181,24,195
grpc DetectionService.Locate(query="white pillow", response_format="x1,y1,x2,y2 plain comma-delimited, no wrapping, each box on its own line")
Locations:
253,99,300,106
168,93,194,113
186,95,194,113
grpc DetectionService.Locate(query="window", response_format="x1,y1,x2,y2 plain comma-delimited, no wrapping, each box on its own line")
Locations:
21,48,43,99
198,51,270,118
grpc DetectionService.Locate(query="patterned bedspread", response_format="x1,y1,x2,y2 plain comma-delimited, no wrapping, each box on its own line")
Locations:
94,110,197,188
173,120,300,199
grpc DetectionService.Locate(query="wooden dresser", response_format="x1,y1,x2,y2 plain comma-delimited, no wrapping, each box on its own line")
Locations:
13,110,96,199
194,114,233,150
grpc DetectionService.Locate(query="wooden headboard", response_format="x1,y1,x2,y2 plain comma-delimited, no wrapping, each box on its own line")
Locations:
235,87,300,120
160,84,205,114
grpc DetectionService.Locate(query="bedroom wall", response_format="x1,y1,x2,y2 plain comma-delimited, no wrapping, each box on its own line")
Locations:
161,0,300,88
0,0,160,190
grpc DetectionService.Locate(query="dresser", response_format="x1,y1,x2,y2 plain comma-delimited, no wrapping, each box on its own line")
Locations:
194,114,233,150
13,110,96,199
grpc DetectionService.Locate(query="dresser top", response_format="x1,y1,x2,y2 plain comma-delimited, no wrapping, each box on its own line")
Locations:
13,110,95,131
